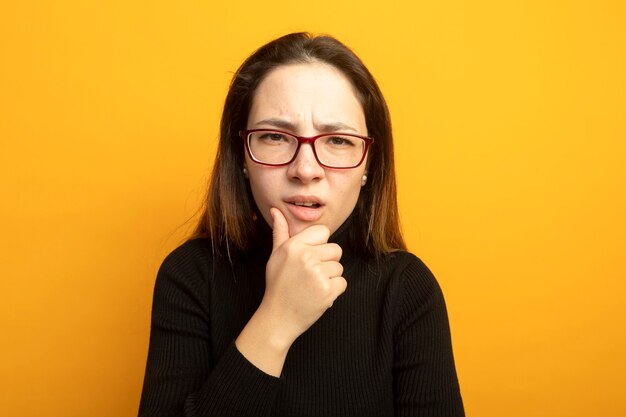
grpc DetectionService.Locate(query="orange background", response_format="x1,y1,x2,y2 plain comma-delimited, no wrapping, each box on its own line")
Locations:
1,1,625,416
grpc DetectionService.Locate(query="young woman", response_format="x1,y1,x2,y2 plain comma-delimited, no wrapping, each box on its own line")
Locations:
138,32,464,417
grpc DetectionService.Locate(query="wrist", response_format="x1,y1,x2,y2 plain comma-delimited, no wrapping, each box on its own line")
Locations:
252,303,297,351
234,305,295,377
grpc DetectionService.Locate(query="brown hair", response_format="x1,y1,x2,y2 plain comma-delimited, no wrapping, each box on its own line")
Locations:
191,32,406,256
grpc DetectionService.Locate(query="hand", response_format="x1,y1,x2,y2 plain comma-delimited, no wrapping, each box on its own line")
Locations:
235,207,347,376
260,207,347,344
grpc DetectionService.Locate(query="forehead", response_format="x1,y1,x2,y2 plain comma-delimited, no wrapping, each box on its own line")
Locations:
247,62,366,132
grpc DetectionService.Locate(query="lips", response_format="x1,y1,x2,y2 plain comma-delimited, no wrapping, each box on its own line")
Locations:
292,201,321,208
284,196,324,222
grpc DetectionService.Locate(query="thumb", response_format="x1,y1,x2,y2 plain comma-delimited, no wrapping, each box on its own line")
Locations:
270,207,290,251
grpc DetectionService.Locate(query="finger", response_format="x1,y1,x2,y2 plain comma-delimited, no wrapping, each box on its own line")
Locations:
318,261,344,278
270,207,290,251
311,242,342,262
328,276,348,299
293,224,331,246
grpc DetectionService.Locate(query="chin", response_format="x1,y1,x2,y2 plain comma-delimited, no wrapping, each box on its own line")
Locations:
286,221,310,237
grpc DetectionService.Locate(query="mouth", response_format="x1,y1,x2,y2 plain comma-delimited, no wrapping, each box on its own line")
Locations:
284,196,325,222
289,201,322,208
285,196,323,208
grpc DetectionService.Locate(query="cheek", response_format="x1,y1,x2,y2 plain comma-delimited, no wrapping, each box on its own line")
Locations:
246,173,273,226
248,171,270,203
247,166,282,208
332,172,365,202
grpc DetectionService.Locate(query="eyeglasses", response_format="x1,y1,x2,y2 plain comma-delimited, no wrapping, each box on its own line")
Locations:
239,129,373,169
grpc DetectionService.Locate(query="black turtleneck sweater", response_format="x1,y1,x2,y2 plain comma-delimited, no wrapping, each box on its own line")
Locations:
138,218,464,416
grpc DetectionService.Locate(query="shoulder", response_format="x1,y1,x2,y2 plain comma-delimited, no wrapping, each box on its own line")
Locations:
380,251,445,312
381,250,438,288
374,252,454,345
160,237,213,271
154,238,214,296
148,239,219,328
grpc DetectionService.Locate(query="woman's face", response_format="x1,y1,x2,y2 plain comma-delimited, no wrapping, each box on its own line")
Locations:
245,62,368,237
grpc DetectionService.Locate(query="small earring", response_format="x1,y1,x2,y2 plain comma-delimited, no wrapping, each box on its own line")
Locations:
361,173,368,186
243,166,249,179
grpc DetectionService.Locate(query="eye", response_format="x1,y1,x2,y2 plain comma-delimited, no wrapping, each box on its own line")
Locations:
325,135,357,147
253,131,296,146
259,132,288,142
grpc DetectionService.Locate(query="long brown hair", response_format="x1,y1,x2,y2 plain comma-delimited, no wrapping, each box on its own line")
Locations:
191,32,406,256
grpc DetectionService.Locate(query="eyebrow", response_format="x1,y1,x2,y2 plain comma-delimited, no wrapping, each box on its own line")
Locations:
253,118,358,133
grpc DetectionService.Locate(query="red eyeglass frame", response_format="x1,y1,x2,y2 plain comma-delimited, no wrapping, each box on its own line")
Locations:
239,129,374,169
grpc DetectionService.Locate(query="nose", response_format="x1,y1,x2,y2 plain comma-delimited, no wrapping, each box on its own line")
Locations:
287,143,325,183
